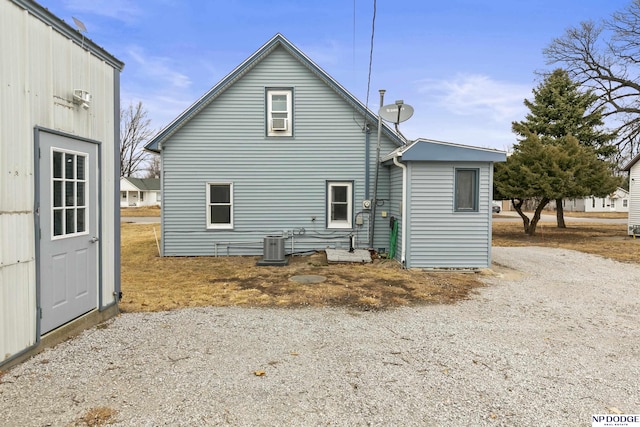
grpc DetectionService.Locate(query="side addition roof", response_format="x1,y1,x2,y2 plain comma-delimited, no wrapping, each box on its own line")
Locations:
144,33,403,153
382,138,507,163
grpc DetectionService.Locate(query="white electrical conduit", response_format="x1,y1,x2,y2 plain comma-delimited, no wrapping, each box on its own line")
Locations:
393,155,407,267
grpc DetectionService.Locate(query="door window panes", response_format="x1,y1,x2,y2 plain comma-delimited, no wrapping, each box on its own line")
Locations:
52,149,88,238
65,153,74,179
53,152,63,179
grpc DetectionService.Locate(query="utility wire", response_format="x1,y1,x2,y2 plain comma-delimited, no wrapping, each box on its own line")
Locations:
364,0,377,115
353,0,357,72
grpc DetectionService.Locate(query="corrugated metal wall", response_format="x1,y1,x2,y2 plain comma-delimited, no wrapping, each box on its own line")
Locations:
162,46,397,256
1,0,118,363
406,162,492,268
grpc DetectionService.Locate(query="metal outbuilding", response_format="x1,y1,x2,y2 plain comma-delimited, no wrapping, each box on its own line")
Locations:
1,0,124,368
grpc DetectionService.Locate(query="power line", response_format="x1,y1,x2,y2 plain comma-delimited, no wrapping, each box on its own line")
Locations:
353,0,357,71
364,0,377,115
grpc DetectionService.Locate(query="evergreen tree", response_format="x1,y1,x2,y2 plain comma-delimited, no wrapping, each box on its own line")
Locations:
495,132,619,235
511,69,616,228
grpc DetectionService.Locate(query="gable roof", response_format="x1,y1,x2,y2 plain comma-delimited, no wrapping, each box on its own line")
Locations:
623,152,640,171
382,138,507,163
612,187,629,197
145,33,403,152
121,177,160,191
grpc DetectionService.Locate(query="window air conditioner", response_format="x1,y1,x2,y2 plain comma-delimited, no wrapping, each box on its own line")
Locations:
73,89,92,109
271,118,288,131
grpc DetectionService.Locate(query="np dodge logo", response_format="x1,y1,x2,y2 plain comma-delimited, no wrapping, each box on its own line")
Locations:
592,414,640,427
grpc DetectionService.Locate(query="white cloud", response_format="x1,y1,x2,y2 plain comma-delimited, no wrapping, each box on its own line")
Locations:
302,39,348,68
122,91,192,132
61,0,142,24
121,46,199,131
416,74,531,123
126,46,192,89
399,74,534,150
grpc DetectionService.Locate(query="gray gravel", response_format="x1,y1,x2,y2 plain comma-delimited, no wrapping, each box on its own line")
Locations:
1,246,639,426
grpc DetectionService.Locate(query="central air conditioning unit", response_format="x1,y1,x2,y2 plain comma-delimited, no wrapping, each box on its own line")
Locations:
256,235,289,266
271,118,288,131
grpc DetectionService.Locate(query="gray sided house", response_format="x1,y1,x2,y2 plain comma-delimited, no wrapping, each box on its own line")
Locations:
145,34,506,269
623,154,640,235
1,0,123,368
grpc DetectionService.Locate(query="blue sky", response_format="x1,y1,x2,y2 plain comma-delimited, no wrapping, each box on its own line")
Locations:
41,0,630,151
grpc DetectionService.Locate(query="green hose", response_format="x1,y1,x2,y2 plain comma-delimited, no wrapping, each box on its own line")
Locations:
389,218,399,259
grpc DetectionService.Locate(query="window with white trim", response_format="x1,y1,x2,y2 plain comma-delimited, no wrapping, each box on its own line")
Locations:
454,168,479,212
623,199,628,208
206,183,233,229
266,88,292,137
327,181,353,229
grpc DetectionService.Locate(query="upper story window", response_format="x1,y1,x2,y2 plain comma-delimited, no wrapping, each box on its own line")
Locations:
454,168,479,212
266,88,293,137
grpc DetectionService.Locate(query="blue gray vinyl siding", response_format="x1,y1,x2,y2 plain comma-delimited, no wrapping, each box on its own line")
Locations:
405,161,492,268
161,46,397,256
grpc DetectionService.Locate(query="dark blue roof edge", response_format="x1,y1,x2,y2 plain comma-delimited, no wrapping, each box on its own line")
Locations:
144,33,403,152
382,138,507,163
11,0,124,70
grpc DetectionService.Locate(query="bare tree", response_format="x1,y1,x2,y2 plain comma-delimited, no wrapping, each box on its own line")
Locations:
544,1,640,163
143,154,161,178
120,101,154,177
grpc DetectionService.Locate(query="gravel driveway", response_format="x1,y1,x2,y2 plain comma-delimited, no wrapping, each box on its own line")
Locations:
1,247,639,426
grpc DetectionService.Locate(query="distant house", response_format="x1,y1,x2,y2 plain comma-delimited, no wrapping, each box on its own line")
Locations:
1,0,123,368
145,34,506,269
560,188,630,213
120,177,161,207
623,155,640,235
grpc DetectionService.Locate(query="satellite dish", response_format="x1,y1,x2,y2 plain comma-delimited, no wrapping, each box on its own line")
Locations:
379,102,414,124
72,17,87,33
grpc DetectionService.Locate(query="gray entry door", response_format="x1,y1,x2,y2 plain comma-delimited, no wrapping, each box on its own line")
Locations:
38,130,99,334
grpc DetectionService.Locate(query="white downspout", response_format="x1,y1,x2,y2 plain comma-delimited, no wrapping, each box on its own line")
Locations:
392,155,407,267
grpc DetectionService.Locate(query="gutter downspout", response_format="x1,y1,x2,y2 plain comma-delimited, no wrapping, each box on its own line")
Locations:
369,89,385,248
393,154,407,267
364,125,370,199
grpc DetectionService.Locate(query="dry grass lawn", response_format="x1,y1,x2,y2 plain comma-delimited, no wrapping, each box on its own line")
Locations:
120,224,484,312
120,218,639,313
559,211,628,219
493,221,640,263
120,206,161,217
